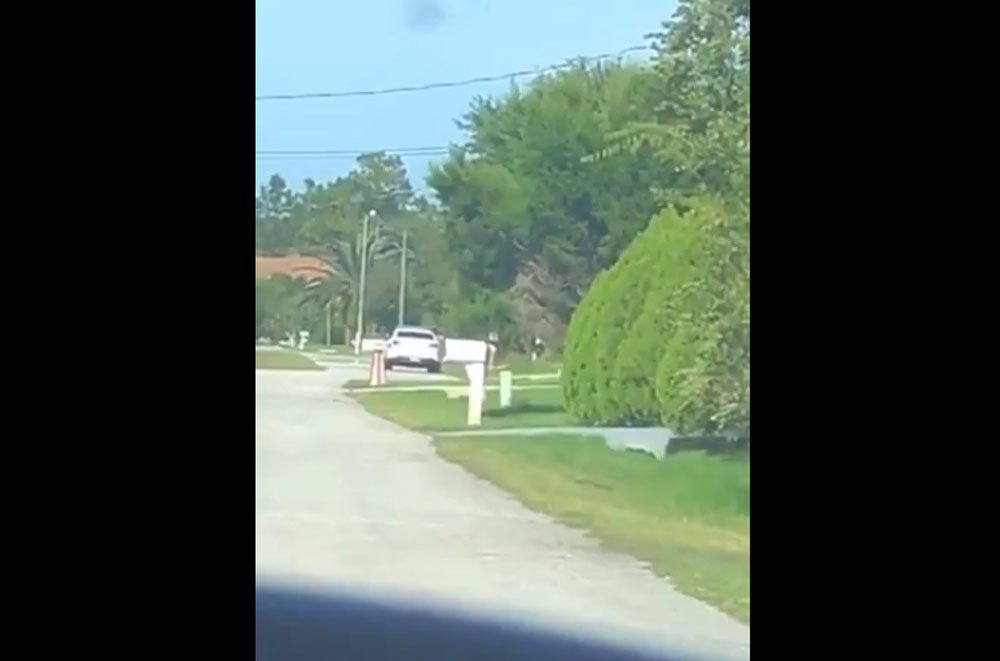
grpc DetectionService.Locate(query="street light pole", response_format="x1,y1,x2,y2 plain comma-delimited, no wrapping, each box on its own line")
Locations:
325,300,331,346
355,209,375,354
397,230,407,327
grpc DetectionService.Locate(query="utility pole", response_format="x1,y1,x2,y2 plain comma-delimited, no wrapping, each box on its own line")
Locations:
355,209,375,354
325,300,332,346
397,230,408,327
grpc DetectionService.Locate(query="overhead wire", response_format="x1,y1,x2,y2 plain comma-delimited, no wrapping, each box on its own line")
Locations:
256,146,449,155
255,148,450,161
255,45,654,163
255,45,651,102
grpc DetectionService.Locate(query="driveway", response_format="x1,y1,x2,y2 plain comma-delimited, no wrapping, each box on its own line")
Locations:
255,366,750,660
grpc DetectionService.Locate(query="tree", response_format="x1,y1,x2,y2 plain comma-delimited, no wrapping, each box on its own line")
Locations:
655,198,749,438
611,207,705,424
257,151,457,341
562,0,750,436
604,0,750,207
561,267,616,421
349,152,415,219
296,178,361,248
373,205,459,330
255,275,309,341
561,197,747,436
297,228,404,342
561,211,664,424
256,175,301,251
429,62,665,348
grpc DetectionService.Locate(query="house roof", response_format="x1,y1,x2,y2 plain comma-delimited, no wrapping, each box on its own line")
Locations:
255,254,329,280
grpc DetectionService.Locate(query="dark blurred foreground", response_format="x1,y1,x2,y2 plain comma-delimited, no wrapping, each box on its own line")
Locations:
256,585,706,661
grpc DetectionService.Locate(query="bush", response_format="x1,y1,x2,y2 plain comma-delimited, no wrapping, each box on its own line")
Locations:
256,275,311,340
562,197,749,437
610,208,704,424
561,268,612,420
656,200,749,438
562,212,659,423
590,232,660,423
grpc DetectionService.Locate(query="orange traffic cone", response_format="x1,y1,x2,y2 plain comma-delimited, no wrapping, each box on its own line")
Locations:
368,350,387,386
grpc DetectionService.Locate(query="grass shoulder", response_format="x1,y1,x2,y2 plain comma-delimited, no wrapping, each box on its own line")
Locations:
492,355,561,375
255,350,323,371
352,387,570,431
434,434,750,623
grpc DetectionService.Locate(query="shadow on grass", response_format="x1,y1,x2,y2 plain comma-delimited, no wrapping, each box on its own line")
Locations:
483,403,565,419
342,379,368,390
668,436,750,460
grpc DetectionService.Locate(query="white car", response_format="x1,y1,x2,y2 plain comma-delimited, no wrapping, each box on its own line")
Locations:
384,326,442,373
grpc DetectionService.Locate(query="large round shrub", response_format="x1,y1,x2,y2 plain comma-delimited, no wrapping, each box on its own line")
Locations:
654,199,749,438
610,207,704,424
561,219,654,421
589,240,660,423
562,214,658,423
561,268,612,419
563,197,748,435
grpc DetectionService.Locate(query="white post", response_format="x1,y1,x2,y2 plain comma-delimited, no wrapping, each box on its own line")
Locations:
325,301,332,346
355,209,375,355
398,230,407,326
465,362,486,426
499,370,512,409
369,350,386,387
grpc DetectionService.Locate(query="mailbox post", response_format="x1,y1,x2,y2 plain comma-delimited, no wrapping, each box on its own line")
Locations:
499,370,512,409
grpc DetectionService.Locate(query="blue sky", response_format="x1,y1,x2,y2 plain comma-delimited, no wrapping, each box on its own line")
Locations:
255,0,675,192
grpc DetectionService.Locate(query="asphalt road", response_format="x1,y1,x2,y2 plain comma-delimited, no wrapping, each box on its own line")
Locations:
255,366,750,660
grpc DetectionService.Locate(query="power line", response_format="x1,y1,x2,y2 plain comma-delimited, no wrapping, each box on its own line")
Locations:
255,149,450,161
255,155,448,161
255,45,651,102
256,146,449,156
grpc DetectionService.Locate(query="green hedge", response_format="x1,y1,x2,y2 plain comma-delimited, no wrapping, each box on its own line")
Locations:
562,214,659,423
561,198,749,437
610,208,704,425
561,269,611,421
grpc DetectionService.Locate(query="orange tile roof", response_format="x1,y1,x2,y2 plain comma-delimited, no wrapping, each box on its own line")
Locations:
255,254,329,280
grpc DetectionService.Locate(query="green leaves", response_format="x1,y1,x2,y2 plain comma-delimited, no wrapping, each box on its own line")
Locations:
561,0,749,436
430,62,664,346
562,199,747,433
256,275,312,341
589,0,750,209
257,151,462,337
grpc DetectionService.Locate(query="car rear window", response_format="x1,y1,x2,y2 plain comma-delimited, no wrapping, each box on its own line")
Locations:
396,331,435,340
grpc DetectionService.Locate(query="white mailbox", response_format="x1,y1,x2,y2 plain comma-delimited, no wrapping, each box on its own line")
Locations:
442,338,489,364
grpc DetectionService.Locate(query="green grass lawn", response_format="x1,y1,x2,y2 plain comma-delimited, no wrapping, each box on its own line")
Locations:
441,355,559,377
442,363,470,381
493,354,561,375
255,350,323,370
343,377,465,390
343,378,374,390
434,434,750,622
486,372,561,386
305,344,351,354
353,386,571,431
441,361,560,384
347,372,560,389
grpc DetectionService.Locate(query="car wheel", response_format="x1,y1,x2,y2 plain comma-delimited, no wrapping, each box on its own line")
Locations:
427,363,441,374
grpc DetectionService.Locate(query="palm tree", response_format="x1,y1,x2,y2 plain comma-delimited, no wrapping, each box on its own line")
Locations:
296,227,406,345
